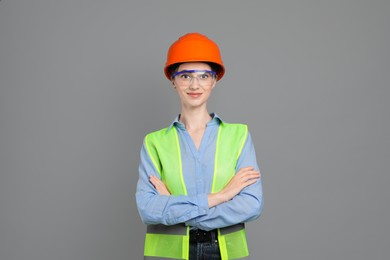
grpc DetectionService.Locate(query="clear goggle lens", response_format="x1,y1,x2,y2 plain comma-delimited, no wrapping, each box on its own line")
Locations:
172,70,216,86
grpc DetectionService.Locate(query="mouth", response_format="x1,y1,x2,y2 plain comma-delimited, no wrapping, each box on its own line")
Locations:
187,93,202,98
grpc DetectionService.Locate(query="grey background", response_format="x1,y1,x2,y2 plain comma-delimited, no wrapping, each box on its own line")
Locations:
0,0,389,259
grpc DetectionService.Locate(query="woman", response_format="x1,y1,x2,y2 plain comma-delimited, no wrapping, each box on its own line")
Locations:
136,32,263,259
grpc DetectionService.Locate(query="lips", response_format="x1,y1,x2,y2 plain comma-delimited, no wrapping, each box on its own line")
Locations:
187,93,202,98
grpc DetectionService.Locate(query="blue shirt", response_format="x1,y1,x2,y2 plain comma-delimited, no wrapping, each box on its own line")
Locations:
136,114,263,231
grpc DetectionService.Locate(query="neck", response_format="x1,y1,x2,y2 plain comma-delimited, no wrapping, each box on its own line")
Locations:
179,108,212,131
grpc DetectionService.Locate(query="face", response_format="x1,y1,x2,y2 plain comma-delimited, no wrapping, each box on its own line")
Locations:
172,62,217,110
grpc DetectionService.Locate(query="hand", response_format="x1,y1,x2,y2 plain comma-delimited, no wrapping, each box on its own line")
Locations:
220,166,260,200
149,175,171,195
208,166,260,207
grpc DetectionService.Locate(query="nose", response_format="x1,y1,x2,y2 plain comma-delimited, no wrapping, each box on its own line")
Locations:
188,77,200,89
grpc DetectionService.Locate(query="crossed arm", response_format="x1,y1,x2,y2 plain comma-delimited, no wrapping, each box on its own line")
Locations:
149,166,260,208
136,132,263,230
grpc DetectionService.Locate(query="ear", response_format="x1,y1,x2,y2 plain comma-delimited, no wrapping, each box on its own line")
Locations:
171,80,176,89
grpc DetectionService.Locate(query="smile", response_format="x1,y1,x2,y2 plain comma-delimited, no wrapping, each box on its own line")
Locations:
187,93,202,98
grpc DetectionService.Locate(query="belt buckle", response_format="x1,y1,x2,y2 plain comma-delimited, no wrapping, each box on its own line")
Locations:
190,229,216,243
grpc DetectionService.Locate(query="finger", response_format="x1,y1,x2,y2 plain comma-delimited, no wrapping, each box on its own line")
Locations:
150,175,162,183
149,176,157,184
248,173,260,177
243,170,261,177
149,176,163,187
239,166,255,172
243,173,261,182
245,179,258,186
154,180,164,188
236,169,253,177
248,170,261,176
239,170,260,178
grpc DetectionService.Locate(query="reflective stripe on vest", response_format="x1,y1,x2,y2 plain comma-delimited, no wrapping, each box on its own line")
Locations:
144,122,249,259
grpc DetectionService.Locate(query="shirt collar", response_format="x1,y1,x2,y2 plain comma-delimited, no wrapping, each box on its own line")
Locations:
166,113,223,132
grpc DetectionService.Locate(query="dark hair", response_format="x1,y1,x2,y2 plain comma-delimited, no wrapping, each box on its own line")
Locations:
167,63,182,79
167,62,222,79
207,62,222,79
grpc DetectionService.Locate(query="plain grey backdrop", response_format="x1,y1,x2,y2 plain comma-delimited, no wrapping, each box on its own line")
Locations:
1,0,389,259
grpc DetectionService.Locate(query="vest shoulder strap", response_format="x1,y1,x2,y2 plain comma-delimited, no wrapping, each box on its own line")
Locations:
212,122,248,192
144,127,187,195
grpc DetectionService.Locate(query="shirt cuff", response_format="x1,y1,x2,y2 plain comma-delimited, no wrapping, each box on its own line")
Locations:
196,193,209,215
183,193,209,227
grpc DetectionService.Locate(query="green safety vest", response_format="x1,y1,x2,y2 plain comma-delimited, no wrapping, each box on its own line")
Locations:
143,122,250,259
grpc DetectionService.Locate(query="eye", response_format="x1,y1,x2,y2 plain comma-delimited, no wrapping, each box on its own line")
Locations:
199,73,209,80
179,73,191,80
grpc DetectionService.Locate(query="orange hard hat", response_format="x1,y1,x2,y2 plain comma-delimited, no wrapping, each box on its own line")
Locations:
164,33,225,81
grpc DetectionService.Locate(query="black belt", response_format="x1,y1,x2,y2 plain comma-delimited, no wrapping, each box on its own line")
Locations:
189,229,218,243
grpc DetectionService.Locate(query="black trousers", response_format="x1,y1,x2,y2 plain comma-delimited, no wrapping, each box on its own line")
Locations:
189,229,221,260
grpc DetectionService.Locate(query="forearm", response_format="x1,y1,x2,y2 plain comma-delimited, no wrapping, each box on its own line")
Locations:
207,192,226,208
187,180,263,230
136,189,209,225
137,143,209,225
